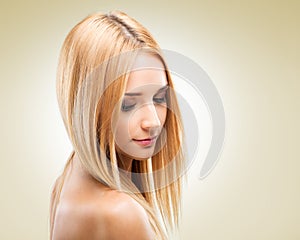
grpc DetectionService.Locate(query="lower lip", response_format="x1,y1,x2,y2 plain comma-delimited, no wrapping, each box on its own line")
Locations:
133,138,157,147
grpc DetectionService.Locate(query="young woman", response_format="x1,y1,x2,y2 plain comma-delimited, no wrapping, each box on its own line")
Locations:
50,10,186,240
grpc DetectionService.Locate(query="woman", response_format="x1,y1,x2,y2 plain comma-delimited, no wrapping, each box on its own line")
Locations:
50,10,186,240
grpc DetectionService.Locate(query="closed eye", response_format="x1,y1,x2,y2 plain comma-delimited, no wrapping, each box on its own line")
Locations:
153,96,167,104
121,99,136,112
153,89,168,104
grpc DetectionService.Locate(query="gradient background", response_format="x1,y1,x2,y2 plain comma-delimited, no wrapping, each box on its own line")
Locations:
0,0,299,239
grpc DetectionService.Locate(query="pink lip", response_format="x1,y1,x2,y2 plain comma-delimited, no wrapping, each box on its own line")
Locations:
133,136,157,147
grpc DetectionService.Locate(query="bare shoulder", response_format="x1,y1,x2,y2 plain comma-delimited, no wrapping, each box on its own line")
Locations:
52,190,154,240
103,191,155,240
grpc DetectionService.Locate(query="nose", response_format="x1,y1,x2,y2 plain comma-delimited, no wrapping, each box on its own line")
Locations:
140,103,161,131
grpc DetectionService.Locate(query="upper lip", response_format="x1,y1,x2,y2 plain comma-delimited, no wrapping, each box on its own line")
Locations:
133,136,157,141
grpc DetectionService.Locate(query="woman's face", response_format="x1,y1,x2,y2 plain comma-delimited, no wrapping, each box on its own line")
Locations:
114,54,168,160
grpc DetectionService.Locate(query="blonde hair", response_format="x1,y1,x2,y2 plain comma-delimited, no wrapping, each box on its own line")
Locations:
50,10,186,239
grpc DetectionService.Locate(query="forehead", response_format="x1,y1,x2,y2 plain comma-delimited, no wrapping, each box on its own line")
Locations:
125,54,168,92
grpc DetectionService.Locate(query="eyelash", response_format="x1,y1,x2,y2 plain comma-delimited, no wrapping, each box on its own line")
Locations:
121,94,167,112
153,96,167,104
121,103,136,112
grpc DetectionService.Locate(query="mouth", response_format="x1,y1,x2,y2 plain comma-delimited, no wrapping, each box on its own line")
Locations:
132,136,158,147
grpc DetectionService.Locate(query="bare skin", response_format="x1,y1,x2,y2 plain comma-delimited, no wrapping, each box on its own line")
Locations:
51,153,155,240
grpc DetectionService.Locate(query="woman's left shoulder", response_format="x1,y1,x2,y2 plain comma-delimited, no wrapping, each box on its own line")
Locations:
99,190,155,240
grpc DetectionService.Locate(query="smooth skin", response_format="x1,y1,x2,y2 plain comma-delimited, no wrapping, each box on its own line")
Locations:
51,55,168,239
52,154,155,240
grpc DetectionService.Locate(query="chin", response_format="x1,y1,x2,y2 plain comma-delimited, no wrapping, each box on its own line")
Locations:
130,151,154,161
132,150,157,161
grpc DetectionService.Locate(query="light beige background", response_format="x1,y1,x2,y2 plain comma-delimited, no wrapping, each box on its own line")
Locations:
0,0,299,239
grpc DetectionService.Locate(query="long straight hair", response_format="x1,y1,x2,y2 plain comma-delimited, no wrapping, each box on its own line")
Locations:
50,10,186,239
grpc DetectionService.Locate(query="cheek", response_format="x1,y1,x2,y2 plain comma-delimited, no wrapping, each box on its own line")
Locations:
115,116,130,142
115,113,138,140
128,112,140,134
157,106,167,125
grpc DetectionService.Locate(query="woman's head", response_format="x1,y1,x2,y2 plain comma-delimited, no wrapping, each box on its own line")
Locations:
57,10,182,177
55,10,185,238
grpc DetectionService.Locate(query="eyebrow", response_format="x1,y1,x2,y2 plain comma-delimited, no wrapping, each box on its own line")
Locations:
124,84,169,96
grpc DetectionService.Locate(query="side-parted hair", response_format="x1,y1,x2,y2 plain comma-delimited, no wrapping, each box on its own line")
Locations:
50,10,186,239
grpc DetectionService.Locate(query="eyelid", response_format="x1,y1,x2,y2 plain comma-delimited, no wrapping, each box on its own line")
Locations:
121,97,137,111
122,97,136,103
121,102,136,111
153,91,168,104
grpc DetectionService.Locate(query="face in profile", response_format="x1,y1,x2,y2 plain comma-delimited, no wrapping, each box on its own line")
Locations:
114,54,168,160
